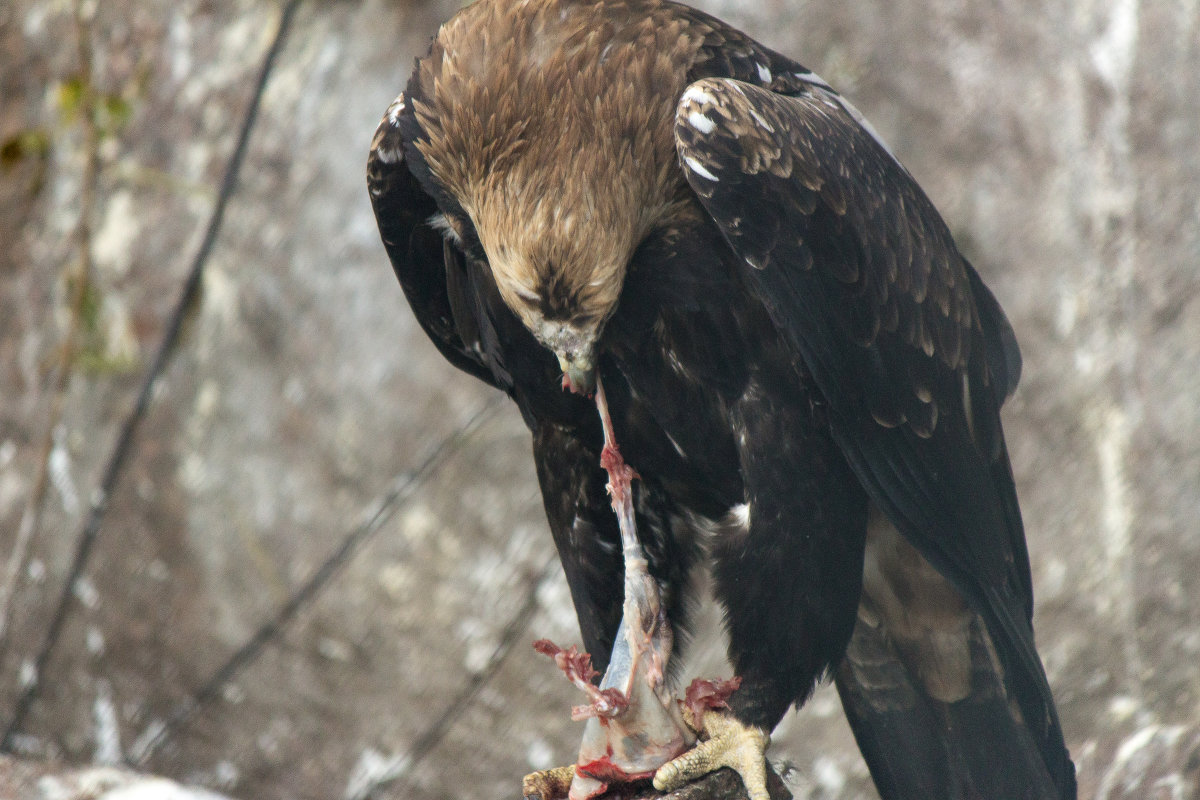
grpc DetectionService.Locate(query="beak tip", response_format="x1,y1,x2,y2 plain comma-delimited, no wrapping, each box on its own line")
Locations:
558,355,596,396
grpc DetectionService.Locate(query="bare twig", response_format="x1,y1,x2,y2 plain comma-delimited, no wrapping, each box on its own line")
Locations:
364,554,560,800
127,397,504,768
1,0,305,749
0,0,100,653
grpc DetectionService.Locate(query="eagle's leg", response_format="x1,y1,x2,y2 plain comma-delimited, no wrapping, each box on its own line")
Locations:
654,709,771,800
654,369,869,798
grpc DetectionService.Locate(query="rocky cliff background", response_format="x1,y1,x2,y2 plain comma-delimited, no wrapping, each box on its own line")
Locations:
1,0,1197,798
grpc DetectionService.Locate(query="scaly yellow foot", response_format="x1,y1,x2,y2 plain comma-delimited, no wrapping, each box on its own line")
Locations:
522,764,575,800
652,711,770,800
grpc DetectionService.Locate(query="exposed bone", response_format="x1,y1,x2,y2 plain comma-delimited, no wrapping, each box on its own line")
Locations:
535,376,693,800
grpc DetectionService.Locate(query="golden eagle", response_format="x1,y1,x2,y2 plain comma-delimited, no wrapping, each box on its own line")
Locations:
366,2,1076,798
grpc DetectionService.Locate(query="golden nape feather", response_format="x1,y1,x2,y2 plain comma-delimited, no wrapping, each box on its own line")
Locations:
409,0,704,357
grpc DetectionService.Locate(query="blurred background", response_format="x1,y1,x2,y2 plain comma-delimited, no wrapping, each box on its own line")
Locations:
1,0,1198,798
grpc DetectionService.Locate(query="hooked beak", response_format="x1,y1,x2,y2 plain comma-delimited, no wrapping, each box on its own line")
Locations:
558,353,596,395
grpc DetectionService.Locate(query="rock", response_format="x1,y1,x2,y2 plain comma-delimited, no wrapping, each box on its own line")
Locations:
0,754,234,800
1,0,1197,798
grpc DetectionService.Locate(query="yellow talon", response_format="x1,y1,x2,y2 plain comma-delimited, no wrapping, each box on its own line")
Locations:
522,764,575,800
653,710,771,800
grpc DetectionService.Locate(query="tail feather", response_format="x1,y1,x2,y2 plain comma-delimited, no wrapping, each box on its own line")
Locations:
835,610,1065,800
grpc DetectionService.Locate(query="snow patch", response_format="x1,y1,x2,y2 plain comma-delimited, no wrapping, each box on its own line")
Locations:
128,719,166,764
812,755,846,794
536,572,578,637
317,636,353,663
93,191,140,278
1094,402,1144,689
457,616,499,674
93,680,123,765
86,625,106,656
526,736,556,769
168,13,192,83
20,659,37,689
74,575,100,609
23,6,49,38
99,777,233,800
49,427,79,514
343,748,409,800
1108,696,1141,722
146,559,170,581
1090,0,1141,91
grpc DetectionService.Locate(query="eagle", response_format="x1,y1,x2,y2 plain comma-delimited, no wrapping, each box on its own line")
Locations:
365,1,1077,798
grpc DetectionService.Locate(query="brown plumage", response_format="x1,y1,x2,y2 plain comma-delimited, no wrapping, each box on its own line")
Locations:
367,1,1075,798
411,1,702,365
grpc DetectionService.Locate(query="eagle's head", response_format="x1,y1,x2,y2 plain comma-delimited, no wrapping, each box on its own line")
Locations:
408,0,701,393
459,175,632,395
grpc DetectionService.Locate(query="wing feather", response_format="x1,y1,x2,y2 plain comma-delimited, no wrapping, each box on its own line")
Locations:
674,77,1073,797
366,92,503,389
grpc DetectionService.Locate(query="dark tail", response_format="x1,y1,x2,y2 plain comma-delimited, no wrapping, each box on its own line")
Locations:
835,608,1074,800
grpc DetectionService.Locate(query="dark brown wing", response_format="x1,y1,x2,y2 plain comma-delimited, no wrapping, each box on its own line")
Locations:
674,77,1073,798
366,92,508,390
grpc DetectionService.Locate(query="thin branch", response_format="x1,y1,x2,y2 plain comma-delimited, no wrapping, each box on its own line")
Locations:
127,397,504,767
358,555,560,800
1,0,305,749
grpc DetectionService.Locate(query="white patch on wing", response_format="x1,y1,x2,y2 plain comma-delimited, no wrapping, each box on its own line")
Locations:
748,106,774,132
681,84,720,108
385,92,406,125
793,70,834,91
686,110,717,134
683,155,719,182
756,62,772,83
791,72,907,172
375,145,401,164
664,430,687,459
821,87,906,170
